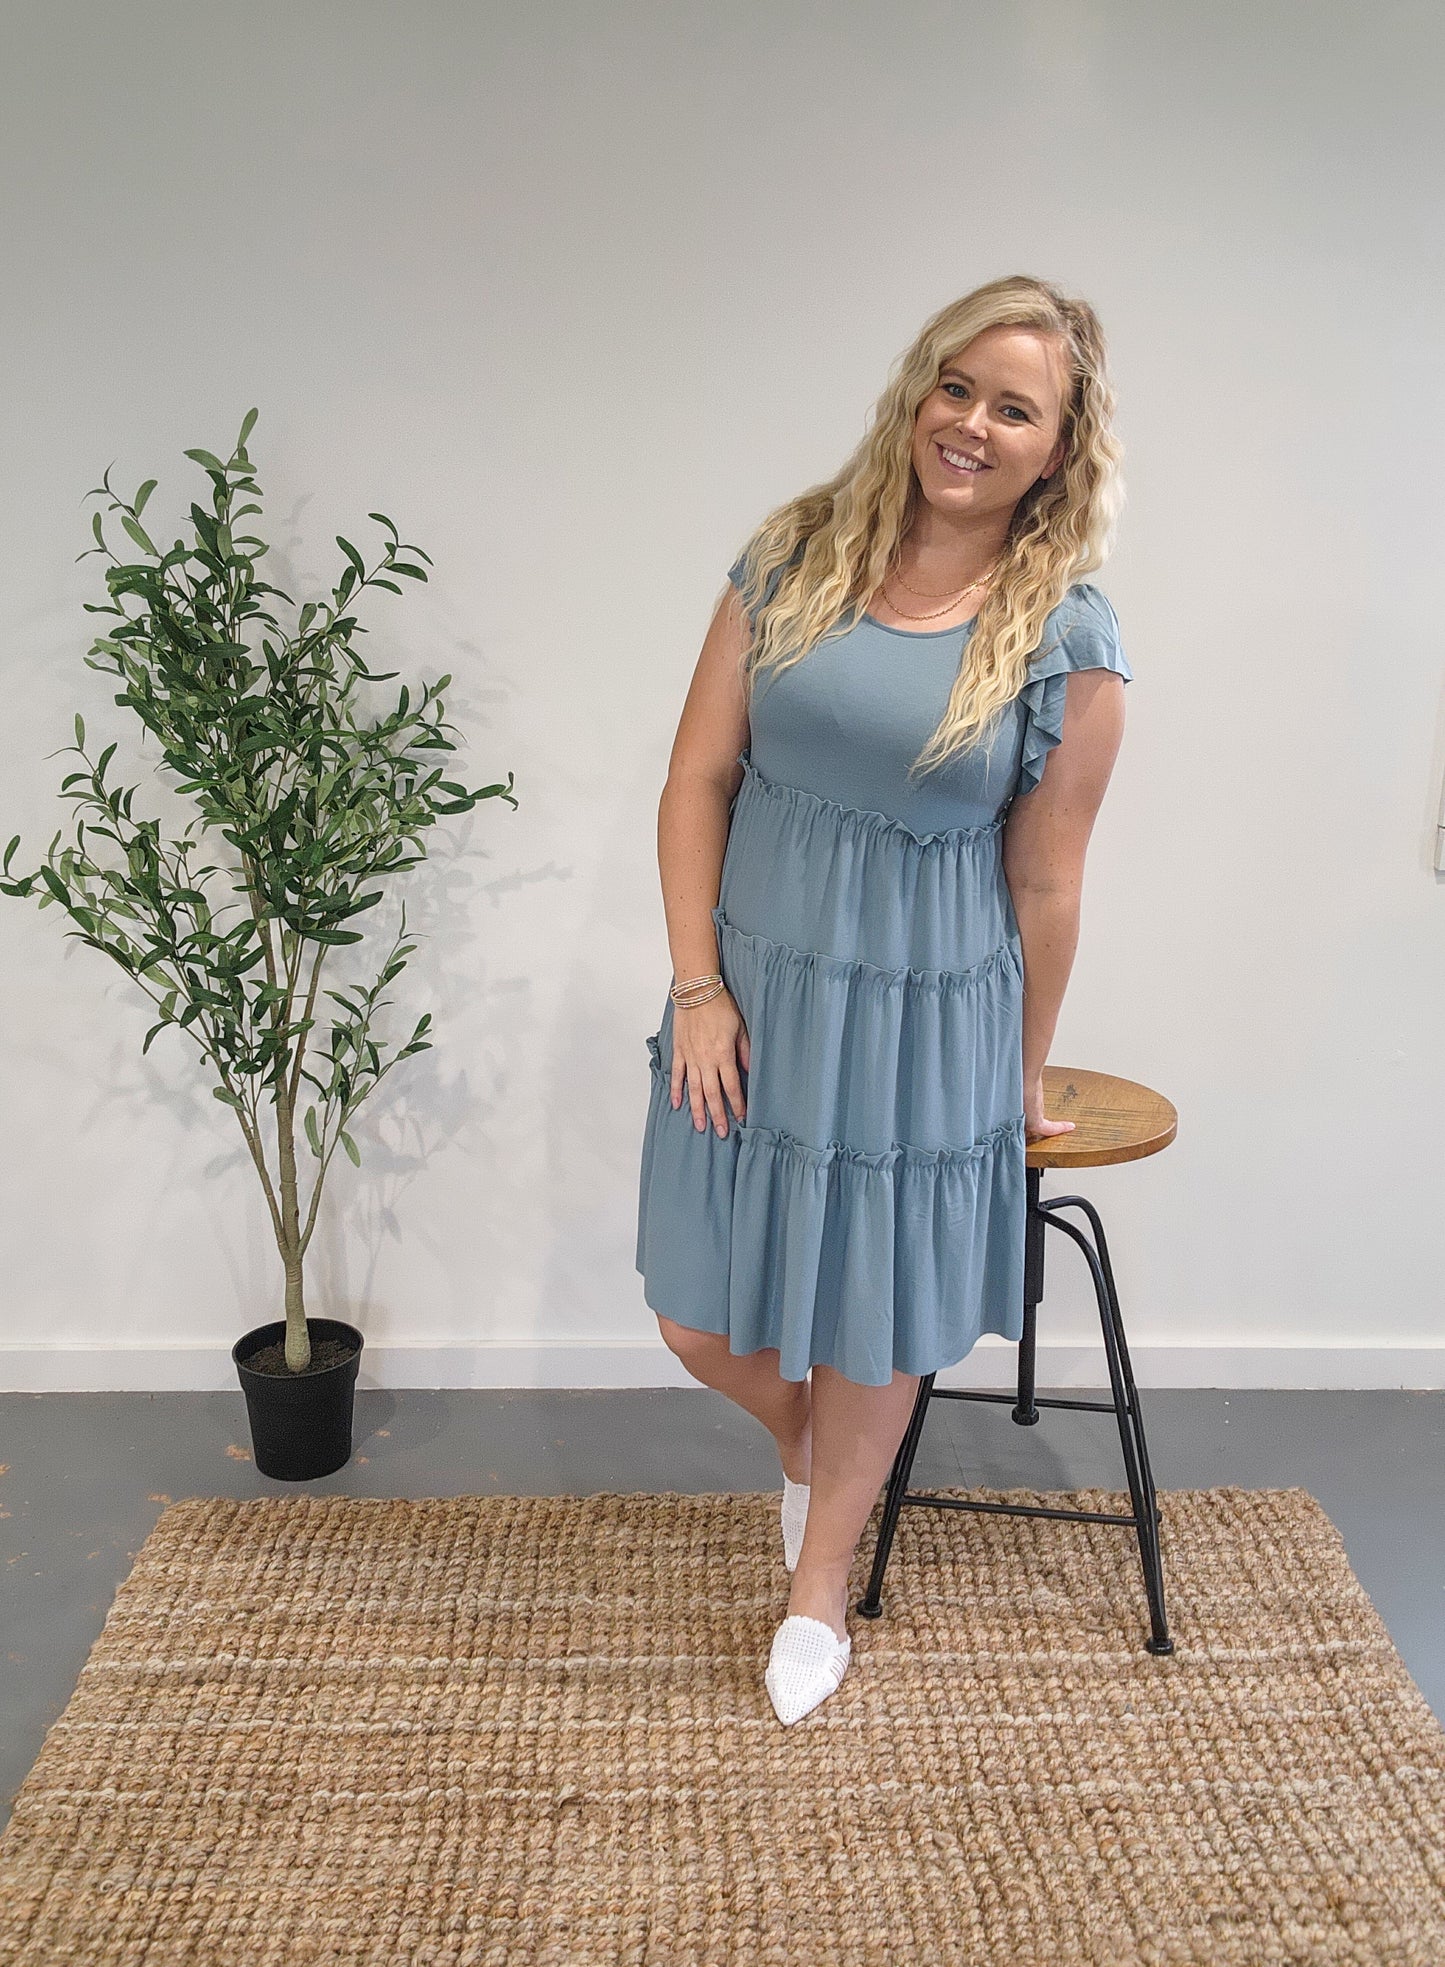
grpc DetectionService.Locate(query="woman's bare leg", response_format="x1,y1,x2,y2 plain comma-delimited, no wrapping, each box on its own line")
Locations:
656,1315,813,1483
785,1361,921,1639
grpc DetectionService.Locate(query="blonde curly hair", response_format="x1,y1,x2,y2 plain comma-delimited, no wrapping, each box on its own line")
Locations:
727,273,1125,784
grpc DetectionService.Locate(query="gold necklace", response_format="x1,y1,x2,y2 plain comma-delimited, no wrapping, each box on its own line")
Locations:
880,557,1002,622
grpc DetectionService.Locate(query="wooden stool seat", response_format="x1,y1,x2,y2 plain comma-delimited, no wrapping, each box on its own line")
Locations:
858,1064,1179,1656
1027,1064,1177,1169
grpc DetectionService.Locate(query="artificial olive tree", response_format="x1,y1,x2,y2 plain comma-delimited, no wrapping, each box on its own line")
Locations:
2,410,513,1371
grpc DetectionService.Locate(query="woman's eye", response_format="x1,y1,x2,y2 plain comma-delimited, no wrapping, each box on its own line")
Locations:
942,383,1028,421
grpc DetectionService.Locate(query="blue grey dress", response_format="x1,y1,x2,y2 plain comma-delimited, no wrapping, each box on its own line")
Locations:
636,550,1133,1386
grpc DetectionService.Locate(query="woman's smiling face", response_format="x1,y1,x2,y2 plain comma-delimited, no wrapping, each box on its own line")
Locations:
911,324,1071,520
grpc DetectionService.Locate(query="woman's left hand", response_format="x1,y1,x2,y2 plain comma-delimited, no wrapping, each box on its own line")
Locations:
1024,1073,1076,1141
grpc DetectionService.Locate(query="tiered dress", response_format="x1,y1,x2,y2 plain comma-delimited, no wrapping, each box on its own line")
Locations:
635,551,1133,1387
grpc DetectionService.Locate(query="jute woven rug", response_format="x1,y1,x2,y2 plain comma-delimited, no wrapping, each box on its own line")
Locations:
1,1485,1442,1966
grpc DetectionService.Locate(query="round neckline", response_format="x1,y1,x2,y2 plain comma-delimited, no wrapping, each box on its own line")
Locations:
861,610,978,640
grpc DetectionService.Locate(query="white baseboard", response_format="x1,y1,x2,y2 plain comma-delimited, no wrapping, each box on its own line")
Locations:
1,1341,1442,1393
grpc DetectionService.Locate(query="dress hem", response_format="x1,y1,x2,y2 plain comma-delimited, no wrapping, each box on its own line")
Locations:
637,1272,1024,1388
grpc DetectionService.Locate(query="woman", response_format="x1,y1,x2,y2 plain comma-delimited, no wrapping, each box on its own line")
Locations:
635,274,1134,1725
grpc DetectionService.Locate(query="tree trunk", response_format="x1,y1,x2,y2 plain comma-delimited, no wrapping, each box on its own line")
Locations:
277,1090,310,1373
282,1241,309,1372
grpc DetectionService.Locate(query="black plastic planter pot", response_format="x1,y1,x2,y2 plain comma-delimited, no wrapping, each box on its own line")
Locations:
232,1318,365,1481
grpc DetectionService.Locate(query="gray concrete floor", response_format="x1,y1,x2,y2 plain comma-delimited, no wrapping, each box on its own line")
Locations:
3,1385,1443,1834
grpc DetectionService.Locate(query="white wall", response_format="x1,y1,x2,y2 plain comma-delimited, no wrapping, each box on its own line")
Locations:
2,0,1441,1391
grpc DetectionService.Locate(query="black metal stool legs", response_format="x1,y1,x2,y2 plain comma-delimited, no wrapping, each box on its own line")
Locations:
856,1165,1174,1656
862,1366,937,1616
1039,1187,1171,1652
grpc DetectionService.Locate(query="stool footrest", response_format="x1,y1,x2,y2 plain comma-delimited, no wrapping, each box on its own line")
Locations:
932,1388,1129,1417
895,1491,1142,1530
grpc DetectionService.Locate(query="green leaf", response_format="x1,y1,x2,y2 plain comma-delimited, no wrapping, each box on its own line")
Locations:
120,514,157,557
336,536,366,580
73,712,85,749
304,1105,322,1157
212,1086,245,1111
133,478,158,516
238,408,259,447
339,1130,361,1167
184,448,228,475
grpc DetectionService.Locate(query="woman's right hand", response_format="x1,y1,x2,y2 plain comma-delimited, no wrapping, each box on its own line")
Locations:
669,992,751,1137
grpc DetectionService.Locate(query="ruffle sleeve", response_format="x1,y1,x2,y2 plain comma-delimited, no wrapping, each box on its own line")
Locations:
726,541,803,629
1015,582,1133,797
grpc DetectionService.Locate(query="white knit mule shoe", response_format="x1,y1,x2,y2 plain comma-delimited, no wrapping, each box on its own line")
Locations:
764,1614,852,1726
780,1476,810,1572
